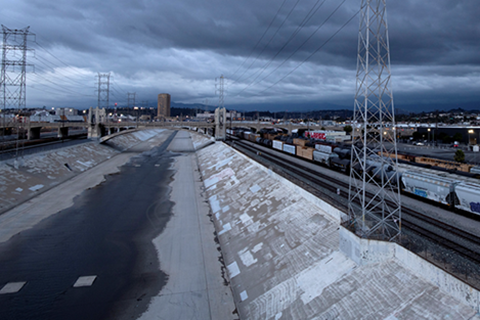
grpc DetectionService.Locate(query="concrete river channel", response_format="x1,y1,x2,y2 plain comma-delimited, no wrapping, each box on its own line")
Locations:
0,130,233,320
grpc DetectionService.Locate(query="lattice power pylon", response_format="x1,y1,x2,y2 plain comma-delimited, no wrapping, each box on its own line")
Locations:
1,25,35,152
1,25,35,110
96,73,110,109
215,75,226,140
127,92,136,109
216,75,225,109
347,0,401,240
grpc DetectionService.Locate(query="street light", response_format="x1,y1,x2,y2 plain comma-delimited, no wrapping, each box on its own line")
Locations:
469,129,476,164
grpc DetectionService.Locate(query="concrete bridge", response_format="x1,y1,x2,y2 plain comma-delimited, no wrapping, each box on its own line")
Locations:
0,117,326,141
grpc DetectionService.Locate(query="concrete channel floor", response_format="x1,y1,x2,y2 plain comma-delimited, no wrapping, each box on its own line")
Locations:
139,130,236,319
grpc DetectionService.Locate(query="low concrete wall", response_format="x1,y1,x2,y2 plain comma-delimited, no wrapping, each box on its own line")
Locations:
339,226,480,314
396,244,480,314
339,226,396,266
99,128,137,143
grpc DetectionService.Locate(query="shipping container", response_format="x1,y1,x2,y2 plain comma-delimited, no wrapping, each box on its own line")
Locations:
249,134,260,143
283,144,296,155
454,183,480,215
401,171,457,206
272,140,284,151
266,133,280,140
296,146,314,160
315,144,333,153
313,150,338,166
293,138,307,146
243,131,252,140
470,166,480,175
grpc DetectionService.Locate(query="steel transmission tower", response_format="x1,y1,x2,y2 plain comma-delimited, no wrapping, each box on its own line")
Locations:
347,0,401,240
1,25,35,152
127,92,136,108
215,75,226,140
96,73,110,108
216,75,225,109
1,25,35,110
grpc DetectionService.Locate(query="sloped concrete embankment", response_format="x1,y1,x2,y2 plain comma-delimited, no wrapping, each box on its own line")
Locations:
197,142,480,320
0,129,165,214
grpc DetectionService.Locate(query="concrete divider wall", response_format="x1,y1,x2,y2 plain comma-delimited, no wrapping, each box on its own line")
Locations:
338,226,396,266
395,244,480,314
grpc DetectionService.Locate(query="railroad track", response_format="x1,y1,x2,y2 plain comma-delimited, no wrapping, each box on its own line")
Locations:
0,134,88,160
227,136,480,289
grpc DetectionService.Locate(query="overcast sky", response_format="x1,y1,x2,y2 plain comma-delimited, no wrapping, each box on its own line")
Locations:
3,0,480,112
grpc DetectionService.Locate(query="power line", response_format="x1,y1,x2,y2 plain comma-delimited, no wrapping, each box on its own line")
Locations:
233,0,333,96
29,74,95,97
33,55,94,88
32,40,90,79
252,8,360,97
229,0,289,81
232,0,302,84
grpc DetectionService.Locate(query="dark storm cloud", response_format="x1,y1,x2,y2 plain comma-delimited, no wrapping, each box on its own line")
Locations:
2,0,480,110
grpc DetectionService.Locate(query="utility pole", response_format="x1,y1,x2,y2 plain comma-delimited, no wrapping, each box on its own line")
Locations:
347,0,401,240
1,25,35,154
96,73,110,109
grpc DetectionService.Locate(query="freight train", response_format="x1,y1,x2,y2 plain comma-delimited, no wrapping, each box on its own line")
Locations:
227,127,480,216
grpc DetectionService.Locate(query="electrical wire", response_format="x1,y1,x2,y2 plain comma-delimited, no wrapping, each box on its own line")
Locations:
233,0,303,84
229,0,289,81
253,9,360,97
233,0,331,95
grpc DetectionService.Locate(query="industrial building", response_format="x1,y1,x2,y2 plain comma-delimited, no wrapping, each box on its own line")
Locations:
157,94,171,118
417,126,480,145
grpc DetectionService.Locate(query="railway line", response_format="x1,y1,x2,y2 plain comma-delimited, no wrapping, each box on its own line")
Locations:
227,136,480,290
0,133,88,160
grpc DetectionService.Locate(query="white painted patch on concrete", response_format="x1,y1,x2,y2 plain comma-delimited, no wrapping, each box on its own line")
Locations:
204,177,219,188
249,184,261,193
73,275,97,287
240,290,248,301
208,156,234,171
0,282,26,294
28,184,44,192
210,198,221,214
239,248,258,267
227,261,240,278
218,223,232,236
204,167,235,189
297,251,356,305
239,213,253,226
252,243,263,253
76,160,93,167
